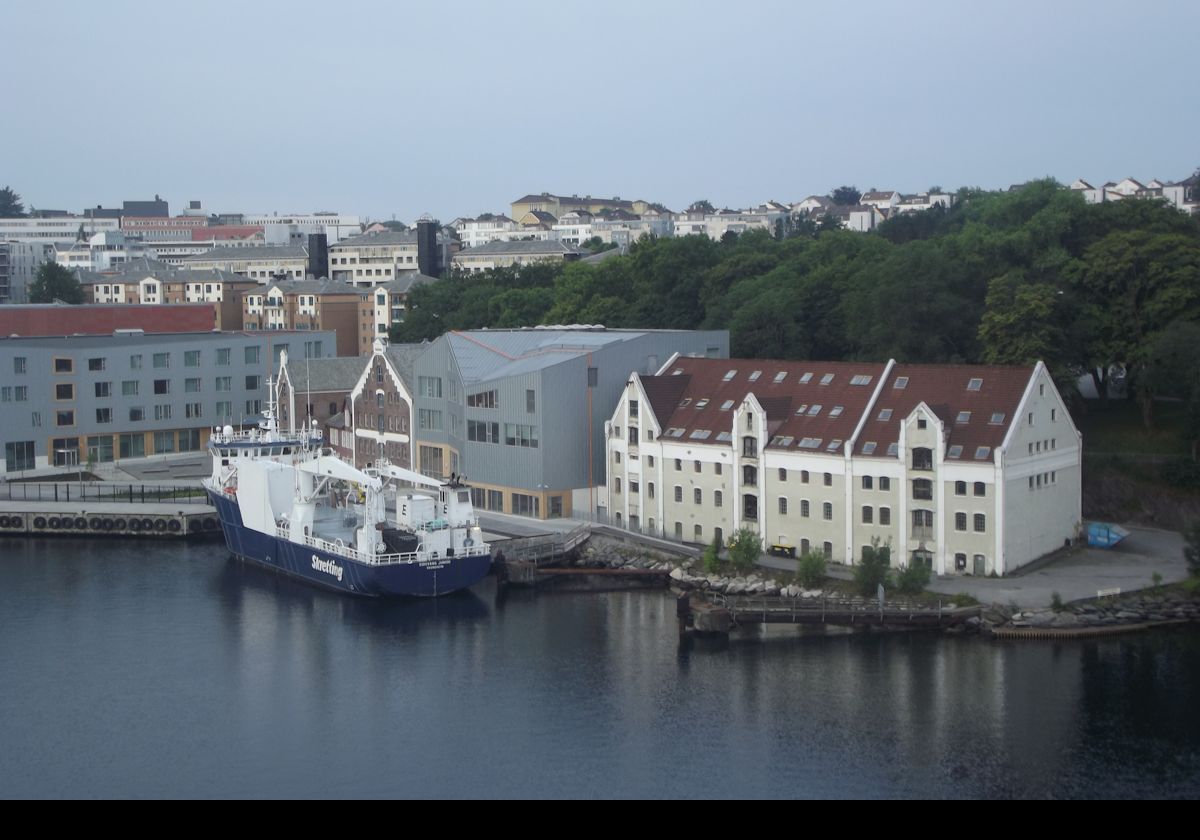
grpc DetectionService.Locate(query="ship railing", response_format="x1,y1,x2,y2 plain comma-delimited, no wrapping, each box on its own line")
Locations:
276,525,491,566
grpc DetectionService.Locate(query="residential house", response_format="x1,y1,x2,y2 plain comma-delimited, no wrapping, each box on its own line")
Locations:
602,356,1081,576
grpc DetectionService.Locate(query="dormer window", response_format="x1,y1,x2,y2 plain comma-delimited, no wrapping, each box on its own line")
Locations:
967,378,983,391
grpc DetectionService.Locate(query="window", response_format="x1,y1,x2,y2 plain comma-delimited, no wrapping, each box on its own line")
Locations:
823,542,833,559
879,477,890,492
588,367,599,388
975,446,991,460
95,408,112,424
418,376,443,398
893,376,908,389
245,346,260,365
184,350,201,367
674,459,682,471
990,412,1005,425
6,441,35,473
822,502,832,521
526,389,536,413
54,358,73,374
420,409,445,431
468,420,500,443
778,468,788,482
742,436,757,457
917,418,927,430
879,507,891,526
974,514,987,533
801,499,810,518
14,357,26,375
974,482,986,497
215,348,231,367
674,486,683,503
613,477,622,494
694,488,703,505
245,375,261,391
743,465,757,486
154,405,172,420
216,402,232,420
862,476,873,490
801,470,809,484
129,407,145,422
55,383,74,400
743,494,758,520
154,379,170,395
185,378,201,393
216,377,232,392
862,442,877,455
93,381,111,399
956,411,971,424
823,473,832,487
862,506,873,524
956,512,967,531
713,490,722,508
912,509,933,539
955,481,966,496
503,423,538,448
648,483,656,500
913,479,933,500
630,480,639,495
778,497,788,515
88,357,105,371
153,353,170,369
185,403,203,419
56,410,75,427
154,431,176,454
695,460,702,474
912,447,933,471
130,354,143,370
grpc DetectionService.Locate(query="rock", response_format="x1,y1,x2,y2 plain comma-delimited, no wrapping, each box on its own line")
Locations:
1116,611,1142,621
1052,614,1081,628
966,616,982,628
669,567,685,581
981,610,1006,625
1147,614,1167,623
1027,613,1055,627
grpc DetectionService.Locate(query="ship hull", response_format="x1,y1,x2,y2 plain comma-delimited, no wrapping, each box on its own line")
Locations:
206,490,492,597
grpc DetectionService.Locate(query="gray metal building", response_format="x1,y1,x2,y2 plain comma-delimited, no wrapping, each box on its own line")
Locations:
411,327,728,518
0,329,334,473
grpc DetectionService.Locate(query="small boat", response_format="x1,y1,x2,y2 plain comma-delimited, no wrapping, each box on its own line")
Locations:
202,383,491,597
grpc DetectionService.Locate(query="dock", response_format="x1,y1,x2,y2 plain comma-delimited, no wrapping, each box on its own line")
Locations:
0,482,218,539
681,592,982,636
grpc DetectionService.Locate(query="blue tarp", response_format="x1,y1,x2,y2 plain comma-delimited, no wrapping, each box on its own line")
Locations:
1087,522,1130,548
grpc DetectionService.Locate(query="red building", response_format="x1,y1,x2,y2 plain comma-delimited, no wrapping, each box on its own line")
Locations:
0,304,216,336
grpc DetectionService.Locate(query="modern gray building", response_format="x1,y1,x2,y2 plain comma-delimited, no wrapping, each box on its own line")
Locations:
0,329,334,473
0,241,47,304
411,327,728,518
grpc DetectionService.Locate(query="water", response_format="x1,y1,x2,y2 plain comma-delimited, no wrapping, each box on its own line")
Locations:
1,537,1198,799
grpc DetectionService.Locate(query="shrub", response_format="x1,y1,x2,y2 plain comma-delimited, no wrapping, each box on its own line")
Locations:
726,528,762,575
796,551,827,589
1051,591,1064,612
702,533,723,575
1185,521,1200,577
950,592,980,607
896,562,931,595
854,539,893,597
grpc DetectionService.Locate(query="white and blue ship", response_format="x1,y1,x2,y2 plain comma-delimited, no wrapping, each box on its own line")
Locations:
203,386,491,597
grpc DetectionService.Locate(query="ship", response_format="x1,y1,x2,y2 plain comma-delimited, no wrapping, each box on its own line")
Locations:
202,383,492,597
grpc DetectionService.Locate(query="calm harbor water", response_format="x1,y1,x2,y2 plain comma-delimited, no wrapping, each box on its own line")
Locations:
1,537,1198,799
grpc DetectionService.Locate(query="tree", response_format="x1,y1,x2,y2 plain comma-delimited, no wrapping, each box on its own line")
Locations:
687,199,715,215
726,528,762,575
829,185,861,206
796,551,826,588
29,262,84,304
0,186,25,217
853,539,893,596
702,532,723,574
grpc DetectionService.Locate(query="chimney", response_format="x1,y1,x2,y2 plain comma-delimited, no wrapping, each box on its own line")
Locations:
416,220,438,277
307,233,328,280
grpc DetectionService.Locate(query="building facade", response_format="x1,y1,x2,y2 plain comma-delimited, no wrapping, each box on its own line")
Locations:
451,240,582,273
0,240,46,303
242,278,369,357
78,261,258,329
0,330,335,473
177,244,309,282
602,356,1081,576
327,229,455,286
410,328,729,518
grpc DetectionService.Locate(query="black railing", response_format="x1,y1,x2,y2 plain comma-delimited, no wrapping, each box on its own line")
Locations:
0,483,209,505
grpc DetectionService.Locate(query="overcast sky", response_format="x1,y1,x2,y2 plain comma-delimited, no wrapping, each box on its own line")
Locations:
4,0,1196,222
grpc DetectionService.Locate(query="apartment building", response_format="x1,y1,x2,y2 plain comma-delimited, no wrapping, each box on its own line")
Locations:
327,226,455,286
0,330,334,472
603,356,1081,576
242,278,369,357
177,244,309,282
77,260,258,329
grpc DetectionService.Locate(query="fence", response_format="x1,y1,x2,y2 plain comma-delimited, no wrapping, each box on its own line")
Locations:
494,523,591,566
0,482,209,505
569,507,711,549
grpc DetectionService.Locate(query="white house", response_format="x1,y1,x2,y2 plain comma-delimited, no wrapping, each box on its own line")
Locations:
601,356,1081,577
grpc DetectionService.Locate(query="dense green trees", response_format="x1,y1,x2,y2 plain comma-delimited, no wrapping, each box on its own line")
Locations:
0,186,25,217
29,262,84,304
391,181,1200,430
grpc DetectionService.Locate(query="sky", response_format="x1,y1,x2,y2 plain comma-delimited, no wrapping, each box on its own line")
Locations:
3,0,1197,222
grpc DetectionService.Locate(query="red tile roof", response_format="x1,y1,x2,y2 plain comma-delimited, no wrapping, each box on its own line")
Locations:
854,363,1034,460
644,358,888,452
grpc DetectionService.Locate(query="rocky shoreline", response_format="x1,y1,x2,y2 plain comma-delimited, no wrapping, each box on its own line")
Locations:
574,537,1200,637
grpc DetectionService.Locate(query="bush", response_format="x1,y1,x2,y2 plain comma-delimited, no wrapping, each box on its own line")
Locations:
1161,459,1200,490
726,528,762,575
702,533,723,575
796,551,827,589
1051,591,1064,612
895,562,931,595
950,592,980,607
854,539,893,597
